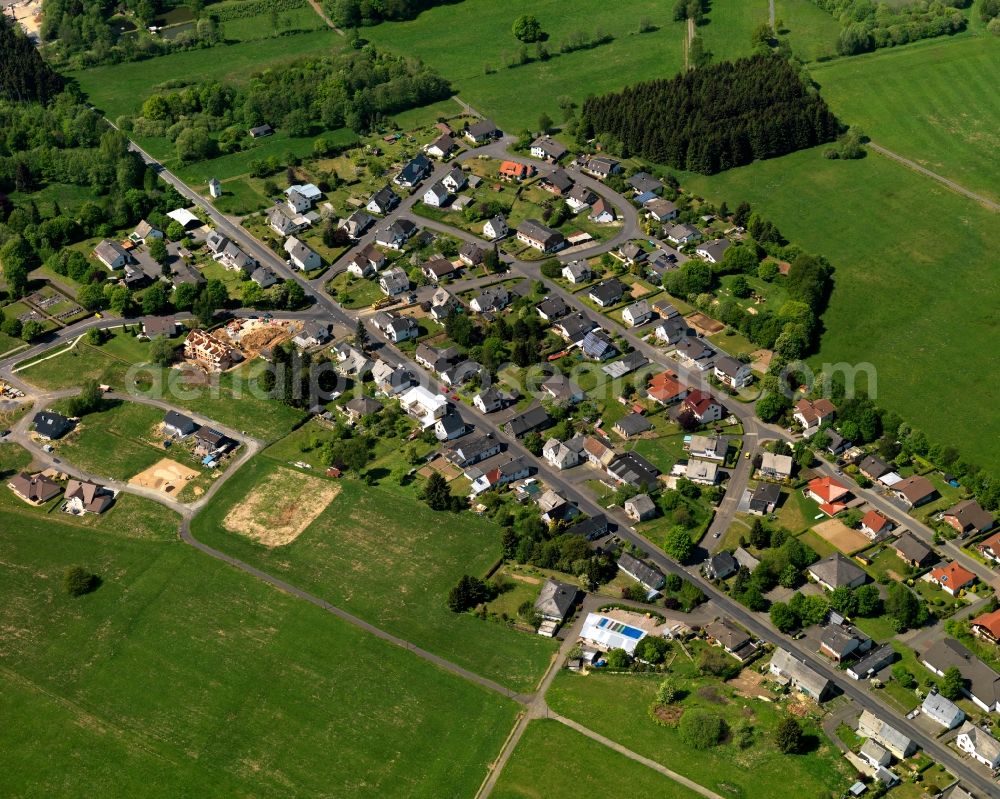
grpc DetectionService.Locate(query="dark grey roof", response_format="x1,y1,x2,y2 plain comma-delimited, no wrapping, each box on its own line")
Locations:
628,171,663,194
542,168,574,192
614,413,653,437
588,278,625,306
33,411,72,438
567,514,609,541
607,451,660,489
537,296,569,319
535,578,578,619
504,405,551,437
618,552,665,590
164,410,197,435
708,551,738,579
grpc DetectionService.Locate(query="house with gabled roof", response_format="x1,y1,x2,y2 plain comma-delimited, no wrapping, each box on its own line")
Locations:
561,260,590,284
516,219,564,253
943,500,994,537
540,168,574,195
341,210,375,239
8,472,62,505
921,690,965,730
808,553,866,590
464,118,499,143
645,198,678,222
422,181,451,207
929,561,976,595
768,648,831,701
587,278,624,308
714,355,753,389
857,710,916,759
93,239,130,270
807,476,851,516
442,166,468,192
674,336,715,370
705,618,757,662
922,638,1000,713
624,494,656,522
375,219,417,250
617,552,665,593
860,509,894,540
64,479,114,515
366,185,400,215
543,438,580,471
621,300,651,327
956,722,1000,768
394,153,432,188
759,452,793,480
535,579,578,623
530,136,568,162
503,406,551,438
695,238,731,264
793,398,837,435
426,133,458,159
483,215,508,240
892,475,938,508
892,531,933,567
284,236,321,271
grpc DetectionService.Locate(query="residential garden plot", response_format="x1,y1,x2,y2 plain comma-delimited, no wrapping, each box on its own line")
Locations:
812,518,870,554
680,145,1000,474
193,456,558,691
810,37,1000,203
222,466,341,546
55,402,198,482
493,719,702,799
0,511,516,798
546,668,854,799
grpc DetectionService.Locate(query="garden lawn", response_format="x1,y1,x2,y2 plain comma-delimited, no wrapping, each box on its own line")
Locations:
0,509,516,798
492,719,701,799
680,145,1000,474
364,0,688,132
810,36,1000,203
546,670,853,799
70,29,347,119
191,456,558,692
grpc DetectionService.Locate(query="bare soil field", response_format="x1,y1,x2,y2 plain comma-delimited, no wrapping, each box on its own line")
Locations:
222,466,340,546
129,458,199,496
813,518,870,555
685,312,725,335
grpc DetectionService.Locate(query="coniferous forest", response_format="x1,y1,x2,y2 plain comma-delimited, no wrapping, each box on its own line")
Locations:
0,16,63,104
580,54,839,175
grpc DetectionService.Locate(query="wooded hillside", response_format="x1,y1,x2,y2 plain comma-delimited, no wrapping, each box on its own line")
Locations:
580,55,838,175
0,16,63,103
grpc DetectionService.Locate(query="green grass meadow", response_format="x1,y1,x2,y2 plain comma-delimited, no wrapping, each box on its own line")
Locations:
493,719,702,799
70,29,346,120
191,455,558,692
811,36,1000,202
0,510,517,797
364,0,690,131
546,670,854,799
680,145,1000,473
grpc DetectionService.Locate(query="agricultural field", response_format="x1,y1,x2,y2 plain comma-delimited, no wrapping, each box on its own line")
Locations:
680,145,1000,474
698,0,767,63
811,36,1000,203
364,0,689,132
0,508,517,798
493,719,701,799
191,455,558,692
546,668,855,799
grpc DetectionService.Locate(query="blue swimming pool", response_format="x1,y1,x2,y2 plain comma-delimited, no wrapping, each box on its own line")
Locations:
596,618,644,639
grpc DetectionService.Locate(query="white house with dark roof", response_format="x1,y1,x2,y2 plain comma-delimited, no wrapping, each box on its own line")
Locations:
284,237,321,271
695,238,731,264
483,215,508,241
714,355,753,389
956,722,1000,768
